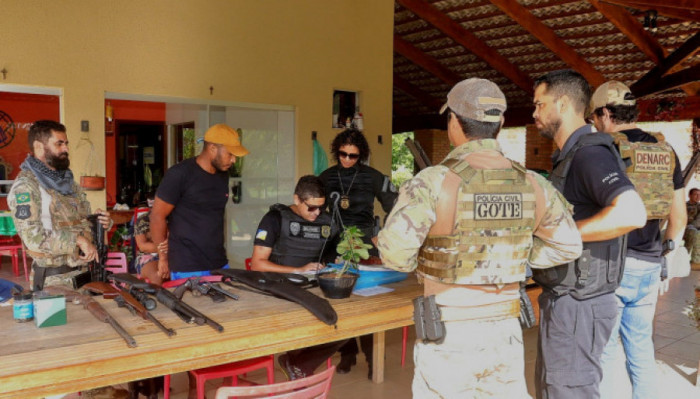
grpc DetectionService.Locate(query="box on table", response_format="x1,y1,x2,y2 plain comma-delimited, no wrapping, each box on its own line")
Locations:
33,294,66,328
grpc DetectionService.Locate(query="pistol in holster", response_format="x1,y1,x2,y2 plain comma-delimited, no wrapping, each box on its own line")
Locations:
518,282,536,329
413,295,446,344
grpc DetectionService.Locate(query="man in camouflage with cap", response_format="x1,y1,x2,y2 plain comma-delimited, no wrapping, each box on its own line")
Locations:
8,120,124,399
684,188,700,264
8,120,112,291
589,81,686,399
378,78,583,398
532,70,646,399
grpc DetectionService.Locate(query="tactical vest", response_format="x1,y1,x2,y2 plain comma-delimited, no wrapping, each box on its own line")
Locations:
15,169,92,267
537,133,626,299
608,131,675,220
417,157,536,285
270,204,334,268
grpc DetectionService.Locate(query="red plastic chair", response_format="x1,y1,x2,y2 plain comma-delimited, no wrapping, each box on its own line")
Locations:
105,252,128,274
0,235,29,281
215,365,336,399
162,275,275,399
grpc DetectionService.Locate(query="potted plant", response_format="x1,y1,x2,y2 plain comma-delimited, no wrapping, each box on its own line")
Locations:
318,226,372,299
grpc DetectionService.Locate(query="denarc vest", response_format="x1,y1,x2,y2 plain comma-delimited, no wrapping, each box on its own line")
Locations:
417,154,536,285
535,133,626,299
270,204,334,268
607,131,675,220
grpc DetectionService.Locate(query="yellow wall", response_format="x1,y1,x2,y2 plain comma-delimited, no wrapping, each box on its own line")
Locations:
0,0,395,207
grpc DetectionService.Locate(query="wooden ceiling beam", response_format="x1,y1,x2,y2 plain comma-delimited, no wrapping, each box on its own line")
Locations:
631,31,700,94
589,0,665,63
489,0,607,87
394,35,462,86
632,64,700,97
601,0,700,11
393,74,444,111
396,0,534,94
601,0,700,21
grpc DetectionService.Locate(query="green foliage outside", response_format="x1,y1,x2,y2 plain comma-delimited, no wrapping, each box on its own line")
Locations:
183,128,195,159
391,132,415,189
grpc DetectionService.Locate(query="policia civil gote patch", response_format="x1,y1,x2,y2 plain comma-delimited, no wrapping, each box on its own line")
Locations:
474,193,523,220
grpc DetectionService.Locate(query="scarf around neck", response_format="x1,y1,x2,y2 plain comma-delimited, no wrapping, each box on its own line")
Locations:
20,155,75,195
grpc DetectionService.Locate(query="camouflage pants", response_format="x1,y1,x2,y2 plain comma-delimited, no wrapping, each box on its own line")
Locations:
30,265,87,290
683,227,700,263
412,317,530,399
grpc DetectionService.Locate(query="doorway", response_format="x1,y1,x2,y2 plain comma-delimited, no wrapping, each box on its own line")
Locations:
115,121,166,206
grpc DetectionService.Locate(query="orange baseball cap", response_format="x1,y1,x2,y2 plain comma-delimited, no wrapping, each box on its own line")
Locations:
203,124,249,157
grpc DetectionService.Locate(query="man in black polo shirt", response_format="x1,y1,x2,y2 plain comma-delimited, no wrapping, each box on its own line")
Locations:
589,81,686,399
251,175,345,381
532,70,647,398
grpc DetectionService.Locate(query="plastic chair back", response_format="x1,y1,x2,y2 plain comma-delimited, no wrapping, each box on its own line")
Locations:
214,365,335,399
105,252,128,274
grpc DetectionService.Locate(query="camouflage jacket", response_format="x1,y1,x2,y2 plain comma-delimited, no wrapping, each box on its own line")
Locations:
377,139,582,277
8,169,93,267
687,201,700,228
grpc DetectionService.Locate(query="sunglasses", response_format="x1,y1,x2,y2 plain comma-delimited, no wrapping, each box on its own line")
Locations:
304,201,325,212
338,150,360,160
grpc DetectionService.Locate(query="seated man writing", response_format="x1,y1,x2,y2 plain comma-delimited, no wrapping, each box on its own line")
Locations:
251,175,345,380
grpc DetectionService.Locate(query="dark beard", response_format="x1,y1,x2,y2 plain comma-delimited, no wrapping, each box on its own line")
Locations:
211,157,230,173
46,152,70,170
538,119,561,140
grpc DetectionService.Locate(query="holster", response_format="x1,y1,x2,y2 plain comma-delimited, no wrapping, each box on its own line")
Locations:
413,295,445,344
32,263,91,291
212,268,338,326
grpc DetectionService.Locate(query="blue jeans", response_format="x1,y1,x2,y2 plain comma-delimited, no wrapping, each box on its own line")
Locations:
170,264,229,280
599,257,661,399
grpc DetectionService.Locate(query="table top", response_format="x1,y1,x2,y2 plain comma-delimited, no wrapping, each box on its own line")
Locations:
0,276,419,398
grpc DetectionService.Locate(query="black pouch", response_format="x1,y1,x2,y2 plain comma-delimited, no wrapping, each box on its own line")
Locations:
413,295,445,344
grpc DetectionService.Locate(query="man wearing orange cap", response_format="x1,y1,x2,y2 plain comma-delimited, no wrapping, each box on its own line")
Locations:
150,124,249,282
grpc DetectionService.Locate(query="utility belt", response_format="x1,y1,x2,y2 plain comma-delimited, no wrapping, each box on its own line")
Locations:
413,295,520,344
32,263,91,291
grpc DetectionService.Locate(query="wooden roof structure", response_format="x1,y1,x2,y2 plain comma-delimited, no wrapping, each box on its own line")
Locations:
392,0,700,132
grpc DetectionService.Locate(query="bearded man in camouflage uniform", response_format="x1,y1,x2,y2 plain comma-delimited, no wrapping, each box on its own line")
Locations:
684,188,700,263
378,78,583,398
8,120,112,291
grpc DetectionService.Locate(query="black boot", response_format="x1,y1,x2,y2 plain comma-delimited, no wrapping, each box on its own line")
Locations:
336,355,356,374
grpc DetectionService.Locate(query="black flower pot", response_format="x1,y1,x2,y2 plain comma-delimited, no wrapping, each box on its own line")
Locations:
317,272,359,299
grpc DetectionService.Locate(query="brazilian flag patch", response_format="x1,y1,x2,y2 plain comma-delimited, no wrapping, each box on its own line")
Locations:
15,192,31,204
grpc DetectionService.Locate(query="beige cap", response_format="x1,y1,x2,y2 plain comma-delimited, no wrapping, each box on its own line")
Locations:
439,78,506,123
204,124,249,157
589,81,636,116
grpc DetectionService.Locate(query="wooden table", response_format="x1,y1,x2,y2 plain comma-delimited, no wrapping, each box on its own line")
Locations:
0,276,419,398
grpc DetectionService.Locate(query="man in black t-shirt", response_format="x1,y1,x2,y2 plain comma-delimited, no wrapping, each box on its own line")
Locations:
252,175,345,381
151,124,249,280
589,81,686,399
532,70,646,399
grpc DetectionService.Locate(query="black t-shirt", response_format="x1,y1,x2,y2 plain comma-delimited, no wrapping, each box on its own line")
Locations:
621,129,684,260
156,158,229,272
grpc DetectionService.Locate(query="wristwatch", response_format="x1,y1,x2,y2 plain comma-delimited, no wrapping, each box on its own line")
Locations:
662,239,675,256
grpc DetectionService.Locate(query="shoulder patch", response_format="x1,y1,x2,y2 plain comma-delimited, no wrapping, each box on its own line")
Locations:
255,229,268,241
15,204,31,220
15,192,30,204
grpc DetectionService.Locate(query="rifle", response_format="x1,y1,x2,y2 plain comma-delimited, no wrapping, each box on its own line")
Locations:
87,214,109,283
83,281,175,337
173,277,240,303
404,138,432,170
109,273,224,333
44,285,137,348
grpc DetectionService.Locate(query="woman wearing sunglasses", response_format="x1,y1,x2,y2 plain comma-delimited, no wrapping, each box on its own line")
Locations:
318,128,398,378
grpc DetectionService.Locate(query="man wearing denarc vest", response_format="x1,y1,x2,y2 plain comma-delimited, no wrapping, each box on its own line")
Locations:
378,78,583,398
251,175,344,380
589,81,686,399
532,70,647,399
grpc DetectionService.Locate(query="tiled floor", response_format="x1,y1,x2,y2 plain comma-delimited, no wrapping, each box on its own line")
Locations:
2,259,699,398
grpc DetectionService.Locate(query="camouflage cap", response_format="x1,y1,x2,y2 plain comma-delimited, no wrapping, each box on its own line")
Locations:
588,81,636,116
439,78,507,123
